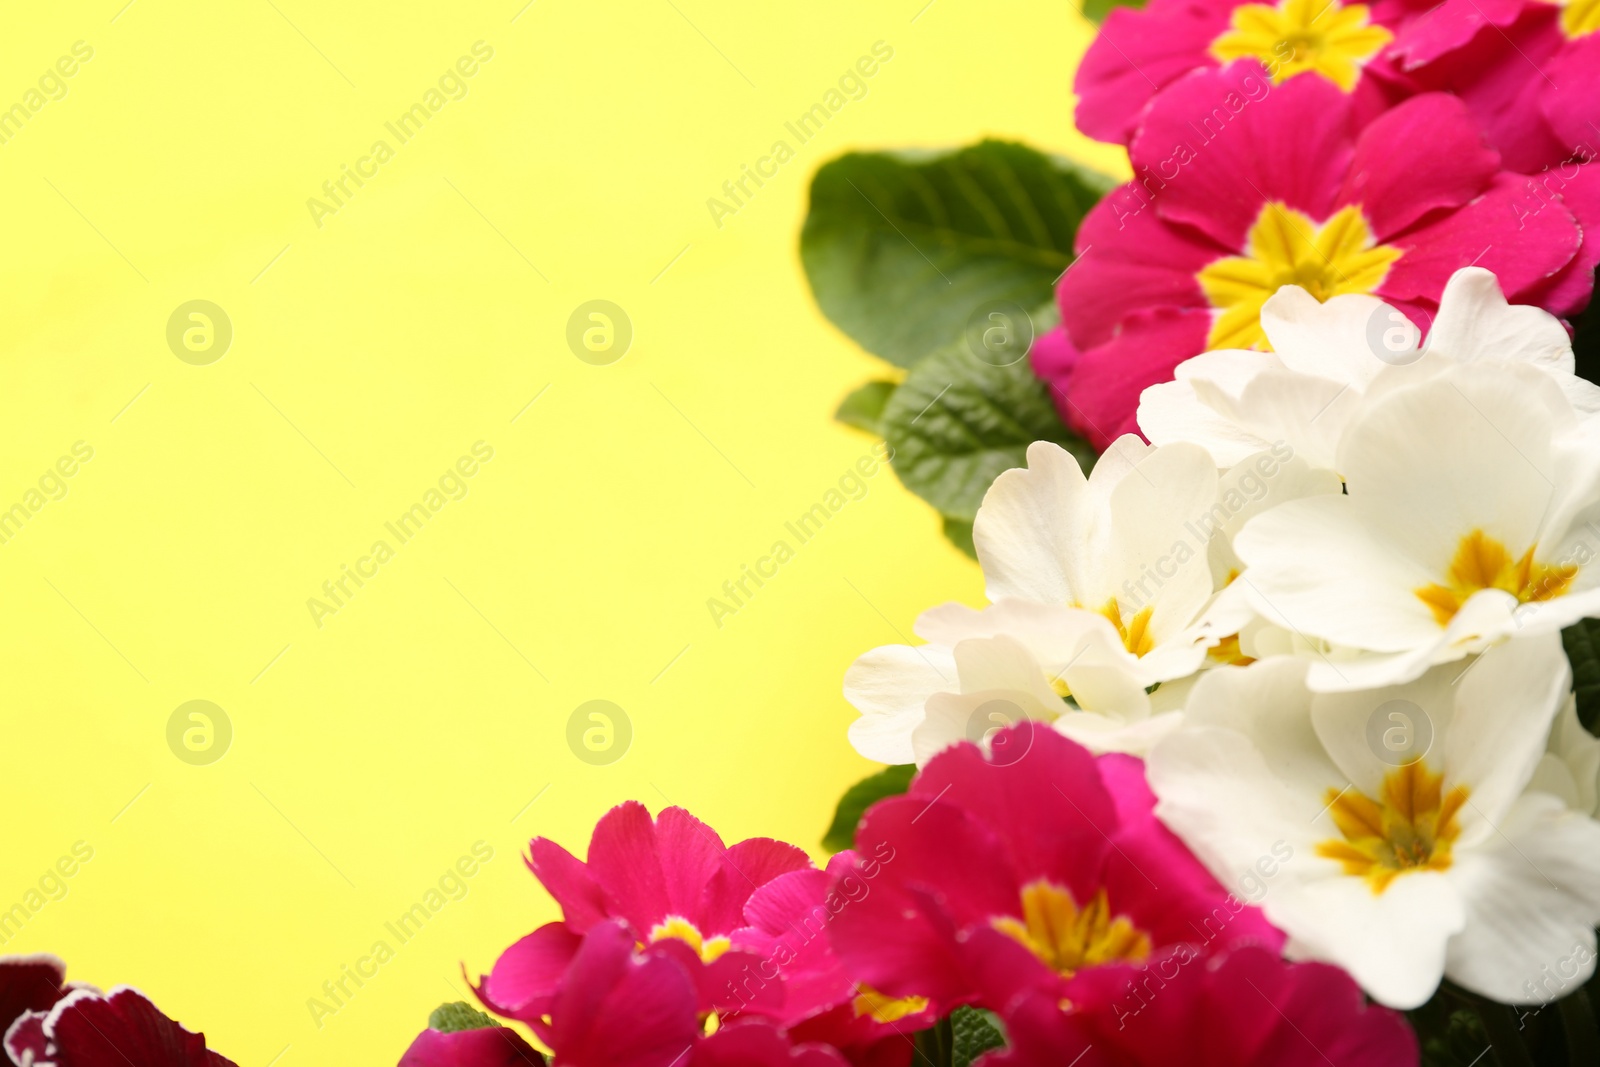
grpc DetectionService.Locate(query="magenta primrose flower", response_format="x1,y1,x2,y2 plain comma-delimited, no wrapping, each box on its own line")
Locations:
826,725,1283,1017
986,945,1417,1067
1076,0,1414,145
477,800,811,1028
1041,68,1586,448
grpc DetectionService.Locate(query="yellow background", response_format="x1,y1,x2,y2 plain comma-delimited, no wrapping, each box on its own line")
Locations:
0,2,1122,1063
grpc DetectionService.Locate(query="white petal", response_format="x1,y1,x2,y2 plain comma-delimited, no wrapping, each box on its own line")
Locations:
1275,872,1463,1009
844,644,957,765
1439,635,1570,836
1338,364,1569,569
914,687,1062,766
1261,285,1398,389
1544,694,1600,816
1427,267,1574,377
1234,496,1443,653
974,441,1095,604
1445,792,1600,1004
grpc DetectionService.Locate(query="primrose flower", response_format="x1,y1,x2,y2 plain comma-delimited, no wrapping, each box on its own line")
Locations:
845,438,1223,763
1138,267,1600,471
1075,0,1411,145
1148,638,1600,1008
478,802,810,1023
827,726,1282,1015
1044,70,1585,449
986,946,1416,1066
1233,360,1600,690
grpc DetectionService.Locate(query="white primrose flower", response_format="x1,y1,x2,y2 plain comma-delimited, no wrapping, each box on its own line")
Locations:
844,437,1224,763
1231,360,1600,690
1147,636,1600,1009
844,600,1185,765
1529,694,1600,818
1138,267,1600,472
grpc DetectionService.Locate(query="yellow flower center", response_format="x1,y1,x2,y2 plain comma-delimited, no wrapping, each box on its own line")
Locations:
1414,529,1577,626
1094,598,1156,657
646,917,731,963
1211,0,1393,87
1198,203,1402,350
1208,632,1256,666
852,984,929,1023
1562,0,1600,38
991,882,1151,976
1316,761,1467,894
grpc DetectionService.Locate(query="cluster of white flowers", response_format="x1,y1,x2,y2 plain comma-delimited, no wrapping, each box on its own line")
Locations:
845,268,1600,1009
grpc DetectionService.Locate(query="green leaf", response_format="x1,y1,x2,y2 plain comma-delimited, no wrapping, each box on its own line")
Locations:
942,515,977,559
1081,0,1148,22
883,338,1095,521
836,380,899,434
801,140,1116,367
950,1006,1007,1067
1562,618,1600,735
427,1001,503,1033
823,763,915,853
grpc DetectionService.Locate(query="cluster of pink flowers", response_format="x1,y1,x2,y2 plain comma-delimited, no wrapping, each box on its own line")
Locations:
1035,0,1600,447
402,727,1417,1066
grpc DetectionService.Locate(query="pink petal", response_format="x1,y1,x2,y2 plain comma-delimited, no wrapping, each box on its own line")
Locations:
480,923,584,1022
1519,159,1600,316
550,923,700,1067
529,839,606,932
1388,0,1529,68
991,947,1417,1066
586,803,724,936
1542,35,1600,157
1339,93,1499,236
1403,10,1569,173
1073,0,1236,146
1130,69,1353,250
1062,307,1213,450
698,838,814,934
827,801,1005,1009
1028,326,1079,405
910,727,1116,904
1057,192,1218,352
1383,173,1580,310
692,1020,850,1067
398,1027,544,1067
735,869,856,1023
